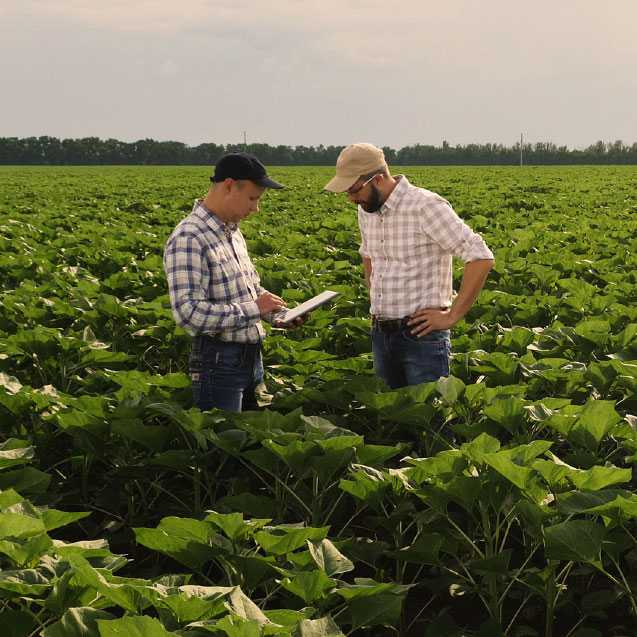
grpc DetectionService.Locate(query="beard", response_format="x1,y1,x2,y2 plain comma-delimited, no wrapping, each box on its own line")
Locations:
360,184,383,213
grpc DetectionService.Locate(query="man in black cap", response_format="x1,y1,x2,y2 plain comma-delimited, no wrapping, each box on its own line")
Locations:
164,152,297,412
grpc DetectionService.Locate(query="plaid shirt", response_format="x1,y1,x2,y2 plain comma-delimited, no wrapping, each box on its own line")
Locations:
164,200,265,343
358,176,494,319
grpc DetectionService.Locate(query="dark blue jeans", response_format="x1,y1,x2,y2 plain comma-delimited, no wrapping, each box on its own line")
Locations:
371,324,451,389
189,335,264,412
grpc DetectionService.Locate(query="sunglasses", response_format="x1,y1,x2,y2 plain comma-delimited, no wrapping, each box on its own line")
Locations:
346,173,379,196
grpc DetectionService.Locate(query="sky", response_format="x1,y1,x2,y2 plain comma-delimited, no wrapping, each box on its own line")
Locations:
1,0,636,150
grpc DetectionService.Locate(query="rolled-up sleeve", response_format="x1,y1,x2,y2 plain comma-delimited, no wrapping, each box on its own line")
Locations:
164,232,260,335
420,196,494,263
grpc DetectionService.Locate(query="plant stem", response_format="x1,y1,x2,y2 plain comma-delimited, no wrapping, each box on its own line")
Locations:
544,561,557,637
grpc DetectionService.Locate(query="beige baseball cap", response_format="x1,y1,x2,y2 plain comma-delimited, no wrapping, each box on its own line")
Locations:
324,143,388,192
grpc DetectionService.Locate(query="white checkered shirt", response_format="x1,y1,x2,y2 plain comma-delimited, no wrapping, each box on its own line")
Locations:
358,176,494,319
164,200,265,343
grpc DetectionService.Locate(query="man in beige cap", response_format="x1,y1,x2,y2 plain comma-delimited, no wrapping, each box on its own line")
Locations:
325,143,494,389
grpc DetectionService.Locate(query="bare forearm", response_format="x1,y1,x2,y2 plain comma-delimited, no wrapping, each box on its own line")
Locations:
362,256,372,288
449,259,494,323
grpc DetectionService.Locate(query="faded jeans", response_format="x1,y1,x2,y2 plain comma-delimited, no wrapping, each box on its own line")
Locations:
371,324,451,389
189,335,264,412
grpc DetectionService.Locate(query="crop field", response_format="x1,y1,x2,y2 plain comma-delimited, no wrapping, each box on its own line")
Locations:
1,164,637,636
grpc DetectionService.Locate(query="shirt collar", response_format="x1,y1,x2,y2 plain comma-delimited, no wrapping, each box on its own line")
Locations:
193,199,238,235
380,175,409,213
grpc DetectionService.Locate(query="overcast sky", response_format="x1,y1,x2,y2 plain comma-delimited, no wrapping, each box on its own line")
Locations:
2,0,636,149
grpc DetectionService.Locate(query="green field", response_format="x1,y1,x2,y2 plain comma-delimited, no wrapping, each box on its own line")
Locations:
1,165,637,636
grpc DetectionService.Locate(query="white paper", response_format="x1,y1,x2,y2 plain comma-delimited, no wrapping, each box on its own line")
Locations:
277,290,340,324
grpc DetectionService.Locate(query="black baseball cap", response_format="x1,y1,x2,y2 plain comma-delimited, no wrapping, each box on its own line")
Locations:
211,152,284,189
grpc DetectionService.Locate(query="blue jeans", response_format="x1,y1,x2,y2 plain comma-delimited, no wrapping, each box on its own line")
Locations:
189,335,264,412
371,324,451,389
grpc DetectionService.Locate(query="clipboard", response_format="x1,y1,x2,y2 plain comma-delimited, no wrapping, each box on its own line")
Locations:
276,290,340,324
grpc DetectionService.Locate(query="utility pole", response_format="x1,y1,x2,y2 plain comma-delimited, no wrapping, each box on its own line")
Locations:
520,133,523,167
243,131,247,150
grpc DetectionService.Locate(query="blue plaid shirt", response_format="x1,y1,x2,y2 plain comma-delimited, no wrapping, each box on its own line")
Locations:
164,200,266,343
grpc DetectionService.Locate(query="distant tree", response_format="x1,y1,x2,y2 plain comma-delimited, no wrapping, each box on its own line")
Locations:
1,136,637,165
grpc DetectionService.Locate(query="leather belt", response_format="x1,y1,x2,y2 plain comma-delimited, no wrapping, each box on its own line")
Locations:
371,316,410,333
372,308,449,333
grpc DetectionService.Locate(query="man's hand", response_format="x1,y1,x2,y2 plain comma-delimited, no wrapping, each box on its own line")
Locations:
407,259,494,338
272,313,310,329
406,308,456,337
256,292,286,316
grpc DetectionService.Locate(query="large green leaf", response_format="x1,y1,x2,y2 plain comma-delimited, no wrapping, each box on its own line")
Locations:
336,578,413,601
263,609,313,629
79,349,131,368
134,517,224,570
0,439,34,470
0,510,46,538
568,465,632,491
226,587,270,625
569,400,622,450
555,489,624,514
297,616,345,637
574,319,611,345
544,520,605,565
501,440,553,465
437,475,483,512
584,494,637,520
557,490,637,521
150,584,231,623
307,538,354,576
41,509,91,532
213,615,262,637
98,616,177,637
0,373,23,395
339,466,390,507
43,607,115,637
204,511,250,542
406,450,467,484
255,526,329,556
355,442,406,466
483,396,527,433
262,439,320,477
311,436,361,483
0,488,24,508
0,466,51,494
436,376,466,403
0,532,52,566
66,553,148,613
0,565,54,595
534,454,631,491
343,593,405,630
54,538,113,559
280,570,335,603
461,433,501,463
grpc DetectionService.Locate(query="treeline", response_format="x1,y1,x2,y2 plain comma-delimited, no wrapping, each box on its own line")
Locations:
2,136,637,165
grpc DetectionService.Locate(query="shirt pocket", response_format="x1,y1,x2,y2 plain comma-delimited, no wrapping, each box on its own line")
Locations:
205,245,232,279
384,223,425,261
